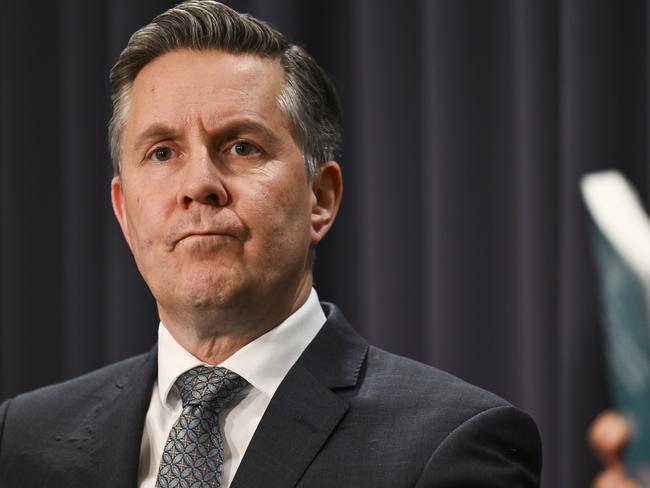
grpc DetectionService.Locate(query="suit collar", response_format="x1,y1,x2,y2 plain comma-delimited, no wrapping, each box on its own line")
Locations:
158,288,326,406
88,347,157,487
296,302,367,389
231,302,368,488
75,302,366,488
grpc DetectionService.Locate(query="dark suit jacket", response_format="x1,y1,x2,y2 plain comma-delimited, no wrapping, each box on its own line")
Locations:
0,303,541,487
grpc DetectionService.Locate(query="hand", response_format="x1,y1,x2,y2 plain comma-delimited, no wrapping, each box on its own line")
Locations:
589,411,639,487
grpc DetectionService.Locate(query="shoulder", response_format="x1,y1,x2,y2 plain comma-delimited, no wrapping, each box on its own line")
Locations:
318,302,525,423
363,345,511,412
305,306,543,486
0,351,156,485
359,345,528,439
356,346,541,485
0,351,153,422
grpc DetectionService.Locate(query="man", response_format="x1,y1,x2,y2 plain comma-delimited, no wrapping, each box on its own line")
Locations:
0,1,542,487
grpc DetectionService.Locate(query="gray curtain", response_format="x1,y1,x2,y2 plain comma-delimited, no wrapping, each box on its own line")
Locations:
2,1,648,486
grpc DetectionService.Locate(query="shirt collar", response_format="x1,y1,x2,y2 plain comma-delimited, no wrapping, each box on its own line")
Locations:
157,288,326,409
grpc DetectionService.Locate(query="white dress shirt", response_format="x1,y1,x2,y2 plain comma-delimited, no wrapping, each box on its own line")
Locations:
137,288,326,488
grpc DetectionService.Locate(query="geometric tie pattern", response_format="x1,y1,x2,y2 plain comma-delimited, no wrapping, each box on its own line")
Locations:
156,366,248,488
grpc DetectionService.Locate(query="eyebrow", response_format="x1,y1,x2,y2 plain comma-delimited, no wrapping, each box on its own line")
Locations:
132,119,283,153
215,119,281,146
132,124,179,152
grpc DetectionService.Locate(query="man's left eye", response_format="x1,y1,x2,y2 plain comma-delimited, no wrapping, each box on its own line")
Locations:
230,141,260,157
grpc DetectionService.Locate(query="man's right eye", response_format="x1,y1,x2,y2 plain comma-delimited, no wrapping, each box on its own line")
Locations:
149,146,175,162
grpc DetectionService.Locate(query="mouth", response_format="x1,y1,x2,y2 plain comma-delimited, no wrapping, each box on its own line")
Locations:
172,229,242,250
179,230,235,242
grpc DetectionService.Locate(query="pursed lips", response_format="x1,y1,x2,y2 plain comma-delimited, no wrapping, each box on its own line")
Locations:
171,228,244,250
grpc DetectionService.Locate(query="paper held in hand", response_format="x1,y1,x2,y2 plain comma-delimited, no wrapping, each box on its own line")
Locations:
581,170,650,486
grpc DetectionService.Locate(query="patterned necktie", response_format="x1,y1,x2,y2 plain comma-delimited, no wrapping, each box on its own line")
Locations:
156,366,248,488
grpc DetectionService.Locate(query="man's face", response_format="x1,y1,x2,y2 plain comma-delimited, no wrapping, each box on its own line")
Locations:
111,49,340,331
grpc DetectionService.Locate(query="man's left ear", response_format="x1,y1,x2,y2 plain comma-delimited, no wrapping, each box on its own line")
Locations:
310,161,343,244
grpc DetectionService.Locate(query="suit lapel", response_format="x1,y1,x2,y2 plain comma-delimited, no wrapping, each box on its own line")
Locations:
86,347,157,487
231,303,368,488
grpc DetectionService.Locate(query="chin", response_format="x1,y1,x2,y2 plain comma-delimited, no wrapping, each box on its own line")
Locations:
182,270,252,312
187,287,234,310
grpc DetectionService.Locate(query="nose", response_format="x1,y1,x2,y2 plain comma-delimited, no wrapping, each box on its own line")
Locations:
178,151,229,208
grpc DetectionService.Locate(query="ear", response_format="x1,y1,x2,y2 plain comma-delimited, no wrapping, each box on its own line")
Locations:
111,176,133,251
310,161,343,245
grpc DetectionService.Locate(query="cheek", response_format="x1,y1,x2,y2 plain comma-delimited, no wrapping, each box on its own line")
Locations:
262,192,312,261
124,192,166,253
247,182,311,231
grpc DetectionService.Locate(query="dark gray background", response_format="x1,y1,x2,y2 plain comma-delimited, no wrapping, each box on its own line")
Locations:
2,1,647,486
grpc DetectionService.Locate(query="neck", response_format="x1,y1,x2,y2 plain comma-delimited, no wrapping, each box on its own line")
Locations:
158,278,313,365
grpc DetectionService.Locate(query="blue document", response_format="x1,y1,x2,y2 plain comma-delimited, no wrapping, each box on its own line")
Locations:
591,222,650,483
583,170,650,485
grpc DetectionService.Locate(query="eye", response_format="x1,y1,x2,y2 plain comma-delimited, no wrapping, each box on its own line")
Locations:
230,141,260,157
149,146,175,162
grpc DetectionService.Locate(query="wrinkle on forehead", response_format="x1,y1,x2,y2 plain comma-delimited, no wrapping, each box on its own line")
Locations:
123,49,290,151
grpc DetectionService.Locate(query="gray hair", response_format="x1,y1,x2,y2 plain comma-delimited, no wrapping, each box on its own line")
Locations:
108,0,342,177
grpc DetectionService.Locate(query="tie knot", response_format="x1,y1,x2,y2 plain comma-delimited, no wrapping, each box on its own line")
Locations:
174,365,248,409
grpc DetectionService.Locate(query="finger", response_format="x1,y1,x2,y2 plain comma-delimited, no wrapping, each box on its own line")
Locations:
589,411,630,466
593,467,640,488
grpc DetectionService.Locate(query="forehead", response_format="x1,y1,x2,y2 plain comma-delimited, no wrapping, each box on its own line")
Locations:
124,49,289,143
